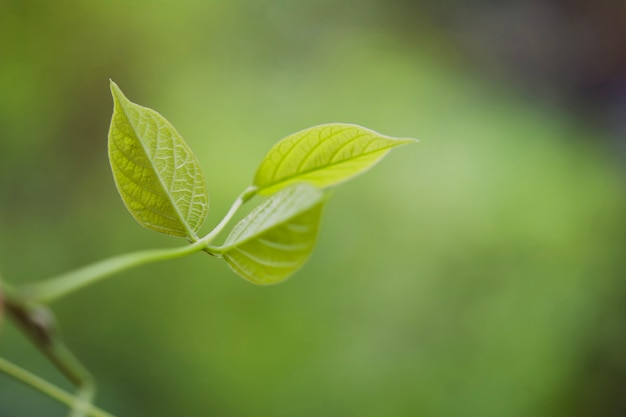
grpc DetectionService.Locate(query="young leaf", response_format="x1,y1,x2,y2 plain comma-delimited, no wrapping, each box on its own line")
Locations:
108,81,209,238
216,184,326,285
253,123,416,195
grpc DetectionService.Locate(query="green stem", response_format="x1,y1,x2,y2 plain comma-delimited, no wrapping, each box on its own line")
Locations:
4,290,96,417
0,356,117,417
0,188,262,416
49,343,94,417
197,186,257,246
20,186,257,304
23,240,206,304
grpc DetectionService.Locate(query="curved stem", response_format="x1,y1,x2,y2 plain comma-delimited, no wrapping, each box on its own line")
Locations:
23,240,206,304
20,186,257,304
0,356,117,417
0,189,262,415
50,343,94,417
197,186,257,246
4,289,96,416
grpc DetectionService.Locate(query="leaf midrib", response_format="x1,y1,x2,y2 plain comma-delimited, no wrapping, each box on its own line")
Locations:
258,142,406,193
222,190,323,250
115,95,195,238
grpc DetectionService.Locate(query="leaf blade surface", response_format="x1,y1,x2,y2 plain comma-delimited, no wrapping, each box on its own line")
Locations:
219,184,326,285
108,81,208,238
253,123,415,194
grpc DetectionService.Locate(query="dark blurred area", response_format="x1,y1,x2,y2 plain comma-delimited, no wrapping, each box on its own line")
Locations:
1,1,625,417
404,0,626,151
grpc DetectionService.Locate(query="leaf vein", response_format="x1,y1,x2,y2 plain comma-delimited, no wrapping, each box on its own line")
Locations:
327,132,369,163
270,128,317,182
119,189,180,222
110,156,169,199
294,125,352,174
233,248,299,269
256,238,311,252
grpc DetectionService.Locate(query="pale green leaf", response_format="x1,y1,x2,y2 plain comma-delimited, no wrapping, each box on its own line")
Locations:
108,81,209,238
253,123,416,195
217,184,326,285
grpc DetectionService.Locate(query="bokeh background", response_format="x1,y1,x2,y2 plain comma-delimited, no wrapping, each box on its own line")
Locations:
1,1,625,416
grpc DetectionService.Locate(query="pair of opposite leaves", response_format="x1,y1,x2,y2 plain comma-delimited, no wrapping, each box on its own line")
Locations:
108,81,415,285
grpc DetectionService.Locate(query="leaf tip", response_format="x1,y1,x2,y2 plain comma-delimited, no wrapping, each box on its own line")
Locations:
400,137,419,145
109,80,127,105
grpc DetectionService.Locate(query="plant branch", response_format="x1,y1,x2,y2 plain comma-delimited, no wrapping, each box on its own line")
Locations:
21,242,205,304
18,186,257,304
0,356,116,417
4,291,95,416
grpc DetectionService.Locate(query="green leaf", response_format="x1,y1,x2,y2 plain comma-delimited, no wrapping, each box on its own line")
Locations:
217,184,326,285
253,123,416,195
108,81,209,238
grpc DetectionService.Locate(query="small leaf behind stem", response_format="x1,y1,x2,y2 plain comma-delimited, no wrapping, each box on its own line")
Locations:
253,123,416,195
108,81,208,238
215,184,327,285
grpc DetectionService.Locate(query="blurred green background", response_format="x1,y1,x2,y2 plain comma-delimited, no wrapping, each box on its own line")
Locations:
1,1,625,416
